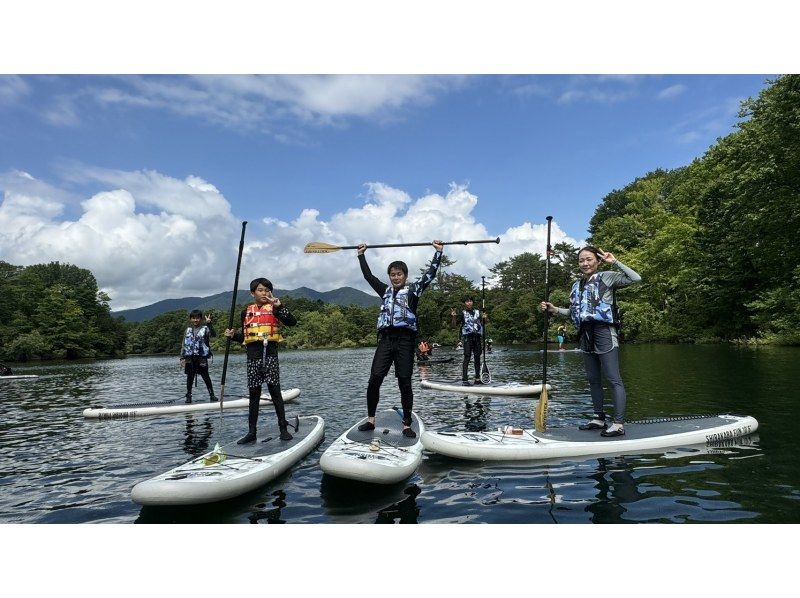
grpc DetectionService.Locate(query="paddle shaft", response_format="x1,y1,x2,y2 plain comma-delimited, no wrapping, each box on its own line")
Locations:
542,216,553,384
330,238,499,250
220,221,248,405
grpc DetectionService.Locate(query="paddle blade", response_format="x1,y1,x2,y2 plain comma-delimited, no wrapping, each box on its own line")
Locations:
534,386,549,432
303,242,342,254
480,362,491,384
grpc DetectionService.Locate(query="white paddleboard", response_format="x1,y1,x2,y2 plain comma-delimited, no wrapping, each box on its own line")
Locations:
84,388,300,419
420,379,551,396
539,348,582,353
320,409,424,484
0,375,39,380
422,414,758,461
131,414,325,506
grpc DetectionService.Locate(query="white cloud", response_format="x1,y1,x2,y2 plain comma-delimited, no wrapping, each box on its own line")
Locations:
657,84,687,100
0,75,30,106
1,171,582,310
43,75,467,139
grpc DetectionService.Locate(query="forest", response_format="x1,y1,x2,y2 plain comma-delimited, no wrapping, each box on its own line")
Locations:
2,76,796,361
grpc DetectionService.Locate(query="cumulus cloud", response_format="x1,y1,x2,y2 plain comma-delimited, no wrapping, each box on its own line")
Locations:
0,170,580,310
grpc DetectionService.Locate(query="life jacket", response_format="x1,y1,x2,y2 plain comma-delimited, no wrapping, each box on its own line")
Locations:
461,309,483,336
243,303,283,343
569,274,620,328
377,286,417,331
182,325,212,357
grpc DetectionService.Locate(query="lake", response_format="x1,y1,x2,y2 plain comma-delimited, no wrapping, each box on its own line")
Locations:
1,344,797,524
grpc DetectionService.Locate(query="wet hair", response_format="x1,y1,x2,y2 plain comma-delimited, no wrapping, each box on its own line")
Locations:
189,309,203,318
387,261,408,276
250,277,273,292
578,245,602,260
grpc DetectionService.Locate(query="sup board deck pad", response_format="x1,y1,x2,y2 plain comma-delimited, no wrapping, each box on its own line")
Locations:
83,388,300,419
131,415,325,505
422,414,758,462
346,410,421,447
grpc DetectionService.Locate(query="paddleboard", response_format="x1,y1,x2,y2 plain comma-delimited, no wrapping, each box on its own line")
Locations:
84,388,300,419
422,414,758,461
420,379,551,396
539,348,582,353
131,414,325,506
0,375,39,380
319,409,424,484
417,357,454,365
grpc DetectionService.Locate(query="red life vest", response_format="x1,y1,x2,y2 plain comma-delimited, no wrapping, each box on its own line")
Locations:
243,303,283,343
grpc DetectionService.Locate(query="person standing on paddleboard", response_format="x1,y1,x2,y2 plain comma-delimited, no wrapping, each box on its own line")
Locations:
451,296,487,385
180,309,217,403
540,246,641,437
557,325,567,350
357,240,444,438
224,278,297,444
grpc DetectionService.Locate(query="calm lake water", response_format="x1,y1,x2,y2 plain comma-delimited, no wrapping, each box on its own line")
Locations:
1,344,797,524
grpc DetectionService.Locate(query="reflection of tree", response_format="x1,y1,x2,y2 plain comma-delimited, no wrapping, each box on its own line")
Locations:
463,398,487,431
375,484,421,524
585,456,645,524
249,490,287,524
182,416,213,457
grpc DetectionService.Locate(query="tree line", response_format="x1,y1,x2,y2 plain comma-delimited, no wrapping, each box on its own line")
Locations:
2,76,796,362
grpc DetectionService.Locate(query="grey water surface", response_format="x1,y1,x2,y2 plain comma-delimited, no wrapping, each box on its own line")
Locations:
1,344,796,524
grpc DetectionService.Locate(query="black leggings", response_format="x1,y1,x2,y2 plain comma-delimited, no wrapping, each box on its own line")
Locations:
582,348,627,423
367,330,415,425
461,334,482,380
185,359,214,395
247,383,288,431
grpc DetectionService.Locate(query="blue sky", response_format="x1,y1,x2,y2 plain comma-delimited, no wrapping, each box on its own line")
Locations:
0,74,774,309
0,3,789,311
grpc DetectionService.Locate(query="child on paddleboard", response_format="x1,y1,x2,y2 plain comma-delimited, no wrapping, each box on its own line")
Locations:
557,325,567,350
356,240,444,438
224,278,297,444
451,295,487,385
180,309,217,403
540,246,640,437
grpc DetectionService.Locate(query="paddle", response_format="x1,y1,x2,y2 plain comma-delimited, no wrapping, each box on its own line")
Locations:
304,237,500,254
480,275,491,383
534,216,553,432
219,221,248,422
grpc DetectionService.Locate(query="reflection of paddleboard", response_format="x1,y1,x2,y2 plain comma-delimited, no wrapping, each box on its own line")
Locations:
0,374,39,380
320,409,424,484
421,379,550,396
131,414,324,506
422,414,758,461
416,357,454,365
83,388,300,419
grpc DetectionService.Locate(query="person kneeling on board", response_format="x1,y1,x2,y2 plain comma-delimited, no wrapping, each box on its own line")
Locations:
180,309,217,403
225,278,297,444
540,246,641,437
356,240,444,438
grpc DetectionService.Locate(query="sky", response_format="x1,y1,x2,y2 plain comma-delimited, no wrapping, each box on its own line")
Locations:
0,73,774,309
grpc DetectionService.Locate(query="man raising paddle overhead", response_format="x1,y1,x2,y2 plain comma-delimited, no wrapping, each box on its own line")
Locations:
357,240,444,438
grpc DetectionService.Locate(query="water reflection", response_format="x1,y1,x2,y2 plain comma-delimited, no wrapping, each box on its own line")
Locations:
463,398,488,432
249,490,288,524
183,416,213,457
375,484,421,523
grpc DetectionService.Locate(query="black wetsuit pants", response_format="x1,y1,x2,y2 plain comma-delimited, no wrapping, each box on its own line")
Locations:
367,328,415,425
185,357,214,397
461,333,482,380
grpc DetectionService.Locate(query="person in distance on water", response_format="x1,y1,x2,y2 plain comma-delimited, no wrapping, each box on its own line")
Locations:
557,325,567,350
356,240,444,438
451,295,487,385
180,309,217,403
224,278,297,444
540,246,641,437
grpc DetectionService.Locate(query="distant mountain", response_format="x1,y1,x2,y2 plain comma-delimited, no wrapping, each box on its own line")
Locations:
113,286,379,322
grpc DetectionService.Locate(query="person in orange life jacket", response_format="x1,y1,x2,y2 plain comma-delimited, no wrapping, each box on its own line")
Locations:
224,277,297,444
451,296,487,385
417,339,432,362
357,240,444,438
541,246,641,437
180,309,217,403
